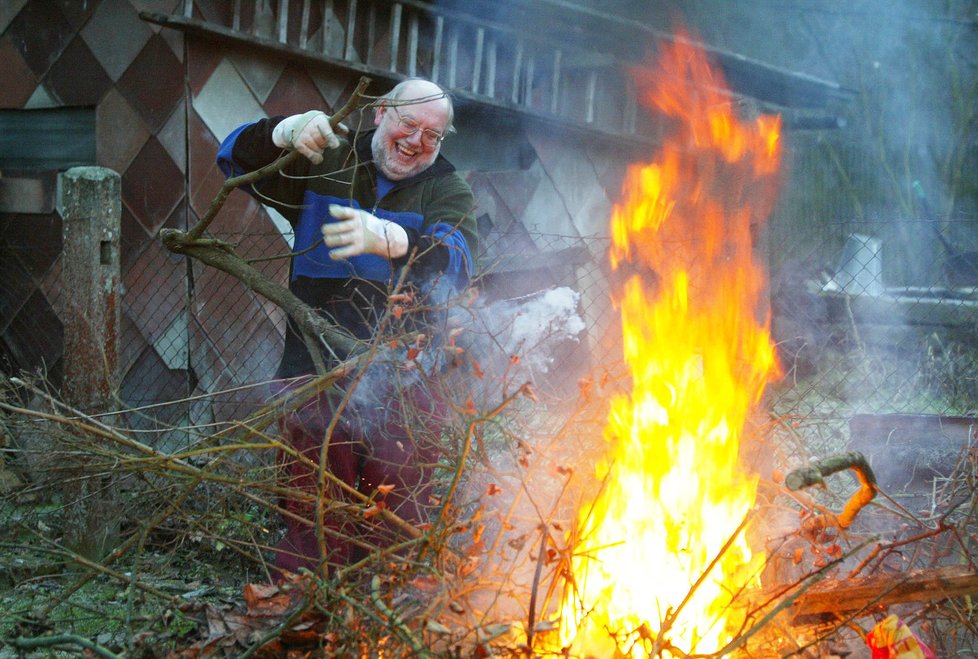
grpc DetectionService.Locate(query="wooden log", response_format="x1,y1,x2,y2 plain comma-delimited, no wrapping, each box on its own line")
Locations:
788,565,978,624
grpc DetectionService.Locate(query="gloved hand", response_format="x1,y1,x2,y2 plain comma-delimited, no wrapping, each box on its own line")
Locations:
322,205,409,260
271,110,346,164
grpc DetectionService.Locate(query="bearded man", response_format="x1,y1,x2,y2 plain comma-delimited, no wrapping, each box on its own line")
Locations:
218,78,478,577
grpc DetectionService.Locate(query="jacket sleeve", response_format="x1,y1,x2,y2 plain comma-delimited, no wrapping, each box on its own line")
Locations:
397,174,478,285
216,117,314,226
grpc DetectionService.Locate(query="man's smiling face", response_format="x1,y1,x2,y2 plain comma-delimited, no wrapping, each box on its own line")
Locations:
371,80,450,181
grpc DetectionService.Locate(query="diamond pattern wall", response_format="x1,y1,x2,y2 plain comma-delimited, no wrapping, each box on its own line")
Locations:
0,0,622,430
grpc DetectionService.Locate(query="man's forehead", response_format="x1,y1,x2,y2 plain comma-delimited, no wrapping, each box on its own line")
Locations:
397,84,446,106
399,80,441,98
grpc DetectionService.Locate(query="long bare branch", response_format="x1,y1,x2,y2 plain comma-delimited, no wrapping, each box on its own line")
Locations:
159,76,374,371
188,76,372,240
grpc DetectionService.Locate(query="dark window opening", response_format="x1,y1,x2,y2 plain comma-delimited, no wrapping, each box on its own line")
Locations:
0,107,96,173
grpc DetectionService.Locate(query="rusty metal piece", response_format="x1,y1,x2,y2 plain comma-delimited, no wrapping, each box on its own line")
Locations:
785,451,878,528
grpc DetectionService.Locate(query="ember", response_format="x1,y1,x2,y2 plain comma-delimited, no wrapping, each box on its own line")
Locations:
559,33,782,656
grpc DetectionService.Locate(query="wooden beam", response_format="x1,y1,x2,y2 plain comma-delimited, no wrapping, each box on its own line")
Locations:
788,565,978,622
139,11,662,151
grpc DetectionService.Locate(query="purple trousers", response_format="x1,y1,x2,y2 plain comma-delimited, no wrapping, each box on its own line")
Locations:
270,376,446,576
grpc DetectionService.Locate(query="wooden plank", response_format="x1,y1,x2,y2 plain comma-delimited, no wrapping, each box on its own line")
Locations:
365,2,375,66
511,39,523,103
322,0,333,54
276,0,288,43
523,54,535,109
299,0,311,48
623,75,637,134
472,27,484,93
789,565,978,620
344,0,357,61
585,69,597,123
485,39,496,98
550,49,561,114
446,25,458,88
388,2,402,72
431,15,443,83
406,11,418,77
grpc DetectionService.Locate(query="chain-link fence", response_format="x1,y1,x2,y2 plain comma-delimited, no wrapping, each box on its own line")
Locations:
5,195,978,654
769,216,978,421
5,212,978,433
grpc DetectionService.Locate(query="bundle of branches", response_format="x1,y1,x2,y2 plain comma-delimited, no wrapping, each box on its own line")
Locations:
0,331,615,657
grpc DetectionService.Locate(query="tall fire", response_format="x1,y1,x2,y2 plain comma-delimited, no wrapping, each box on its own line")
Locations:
559,34,783,657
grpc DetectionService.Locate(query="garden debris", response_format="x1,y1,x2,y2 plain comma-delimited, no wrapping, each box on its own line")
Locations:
174,572,325,656
867,614,936,659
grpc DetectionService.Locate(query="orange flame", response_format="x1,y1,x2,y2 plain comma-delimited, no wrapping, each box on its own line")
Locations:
560,34,782,656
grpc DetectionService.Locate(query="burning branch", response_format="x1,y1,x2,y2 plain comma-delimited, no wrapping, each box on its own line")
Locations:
785,451,878,528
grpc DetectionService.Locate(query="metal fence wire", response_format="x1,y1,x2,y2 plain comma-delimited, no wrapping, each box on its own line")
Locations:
769,217,978,421
4,214,978,440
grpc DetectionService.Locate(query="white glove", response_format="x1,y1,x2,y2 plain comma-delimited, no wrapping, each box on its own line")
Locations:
322,204,409,260
271,110,344,164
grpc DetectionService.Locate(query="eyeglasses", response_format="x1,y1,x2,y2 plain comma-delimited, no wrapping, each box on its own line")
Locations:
390,105,445,149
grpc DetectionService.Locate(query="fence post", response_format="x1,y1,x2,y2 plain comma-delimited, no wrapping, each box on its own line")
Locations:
56,166,122,559
58,166,121,413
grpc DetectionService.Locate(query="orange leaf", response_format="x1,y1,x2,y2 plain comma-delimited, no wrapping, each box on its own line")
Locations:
242,582,297,617
364,505,383,519
243,582,280,608
392,304,404,320
486,483,502,496
578,378,593,401
376,483,395,496
410,575,441,592
472,360,484,379
389,291,414,304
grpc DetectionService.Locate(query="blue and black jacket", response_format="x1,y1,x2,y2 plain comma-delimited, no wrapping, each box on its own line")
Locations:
218,118,478,377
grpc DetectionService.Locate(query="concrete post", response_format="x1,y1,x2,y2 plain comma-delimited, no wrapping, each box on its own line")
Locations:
56,167,122,560
58,167,121,414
